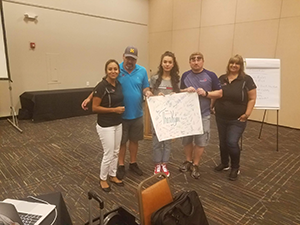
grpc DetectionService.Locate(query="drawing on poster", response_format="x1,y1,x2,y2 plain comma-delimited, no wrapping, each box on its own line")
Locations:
147,92,203,142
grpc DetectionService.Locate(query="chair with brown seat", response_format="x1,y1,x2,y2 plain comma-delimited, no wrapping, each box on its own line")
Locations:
137,173,173,225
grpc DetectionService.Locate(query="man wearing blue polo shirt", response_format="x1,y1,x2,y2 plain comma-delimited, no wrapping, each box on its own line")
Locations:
179,52,222,179
81,46,152,180
116,46,152,179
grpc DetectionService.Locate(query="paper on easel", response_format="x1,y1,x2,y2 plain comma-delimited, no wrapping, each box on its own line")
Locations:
245,58,280,110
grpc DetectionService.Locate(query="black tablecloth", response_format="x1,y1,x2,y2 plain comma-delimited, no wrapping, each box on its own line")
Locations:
19,88,93,122
24,192,73,225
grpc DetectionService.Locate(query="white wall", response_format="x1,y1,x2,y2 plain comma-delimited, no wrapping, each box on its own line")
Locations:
0,0,149,117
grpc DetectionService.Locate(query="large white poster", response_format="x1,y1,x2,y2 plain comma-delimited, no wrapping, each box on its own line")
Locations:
245,58,280,109
147,92,203,142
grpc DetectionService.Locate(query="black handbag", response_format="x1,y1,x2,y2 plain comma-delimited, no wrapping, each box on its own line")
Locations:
151,190,209,225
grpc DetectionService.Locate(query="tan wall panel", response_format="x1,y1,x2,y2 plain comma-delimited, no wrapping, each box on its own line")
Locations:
172,29,200,74
148,32,172,76
201,0,237,27
249,109,279,134
173,0,201,30
148,0,300,128
275,17,300,128
0,83,10,117
236,0,281,23
149,0,173,32
199,25,235,76
281,0,300,18
249,109,265,122
233,20,279,57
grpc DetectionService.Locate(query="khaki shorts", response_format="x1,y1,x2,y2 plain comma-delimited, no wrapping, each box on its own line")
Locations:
121,116,144,144
182,116,210,147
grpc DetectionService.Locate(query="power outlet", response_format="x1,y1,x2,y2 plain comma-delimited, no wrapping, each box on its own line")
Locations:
86,81,89,86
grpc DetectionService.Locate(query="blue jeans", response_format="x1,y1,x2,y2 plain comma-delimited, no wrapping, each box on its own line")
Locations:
152,134,172,164
216,116,247,169
152,126,171,164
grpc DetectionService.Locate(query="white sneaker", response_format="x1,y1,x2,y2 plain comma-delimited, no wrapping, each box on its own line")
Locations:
154,164,161,175
161,164,170,177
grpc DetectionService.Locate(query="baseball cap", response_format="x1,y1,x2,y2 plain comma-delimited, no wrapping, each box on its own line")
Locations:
124,46,138,59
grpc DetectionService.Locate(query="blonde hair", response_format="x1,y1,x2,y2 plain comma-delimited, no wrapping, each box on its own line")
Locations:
226,54,245,76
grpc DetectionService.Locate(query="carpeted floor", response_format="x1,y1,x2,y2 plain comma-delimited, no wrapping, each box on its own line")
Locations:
1,114,300,225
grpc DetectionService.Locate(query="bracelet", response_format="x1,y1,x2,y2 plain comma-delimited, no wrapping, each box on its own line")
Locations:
244,113,249,118
205,91,208,97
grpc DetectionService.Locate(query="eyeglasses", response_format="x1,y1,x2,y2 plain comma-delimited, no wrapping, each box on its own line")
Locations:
190,56,202,62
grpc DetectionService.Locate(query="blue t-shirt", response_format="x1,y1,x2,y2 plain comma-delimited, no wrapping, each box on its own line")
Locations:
118,62,149,120
180,69,221,117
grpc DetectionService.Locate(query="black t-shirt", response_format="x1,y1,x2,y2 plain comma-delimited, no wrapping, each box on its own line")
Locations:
93,78,124,127
215,74,256,120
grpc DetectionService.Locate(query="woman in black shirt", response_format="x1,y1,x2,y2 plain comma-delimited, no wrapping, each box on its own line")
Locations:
92,59,125,192
212,55,256,181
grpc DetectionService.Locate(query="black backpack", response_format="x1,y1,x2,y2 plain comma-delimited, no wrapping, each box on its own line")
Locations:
151,190,209,225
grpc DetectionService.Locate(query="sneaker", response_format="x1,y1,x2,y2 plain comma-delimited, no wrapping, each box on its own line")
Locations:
154,164,161,175
161,164,170,177
228,168,240,181
179,161,192,172
116,165,126,180
129,162,143,176
214,164,230,172
190,165,200,179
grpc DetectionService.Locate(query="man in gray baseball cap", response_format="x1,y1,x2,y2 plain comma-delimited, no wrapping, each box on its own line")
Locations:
123,46,138,59
116,46,152,179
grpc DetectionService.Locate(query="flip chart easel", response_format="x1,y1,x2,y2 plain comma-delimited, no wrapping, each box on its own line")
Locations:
0,0,22,132
245,58,280,151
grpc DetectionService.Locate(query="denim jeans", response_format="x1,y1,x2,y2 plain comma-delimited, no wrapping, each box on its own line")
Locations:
152,133,172,164
152,124,171,164
216,116,247,169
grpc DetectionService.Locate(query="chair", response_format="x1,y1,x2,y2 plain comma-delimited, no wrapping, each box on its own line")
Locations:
137,173,173,225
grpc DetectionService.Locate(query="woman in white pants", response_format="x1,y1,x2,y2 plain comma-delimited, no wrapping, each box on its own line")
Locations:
92,59,125,192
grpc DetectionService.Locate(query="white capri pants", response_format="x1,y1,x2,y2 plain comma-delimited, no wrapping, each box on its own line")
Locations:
96,123,122,180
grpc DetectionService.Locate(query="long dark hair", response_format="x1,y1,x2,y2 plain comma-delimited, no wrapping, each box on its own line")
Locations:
153,51,180,93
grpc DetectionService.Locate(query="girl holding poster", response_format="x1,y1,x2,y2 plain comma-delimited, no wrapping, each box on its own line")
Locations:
150,51,180,177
